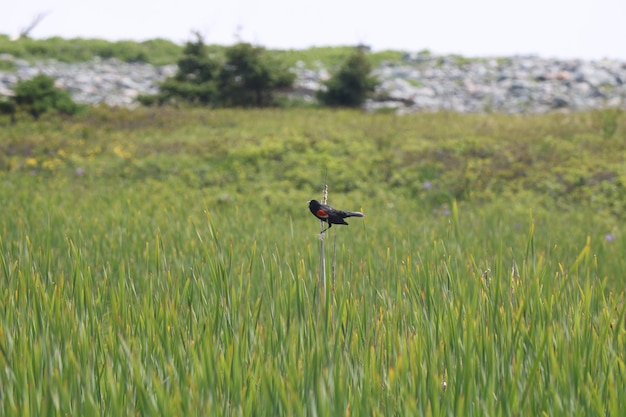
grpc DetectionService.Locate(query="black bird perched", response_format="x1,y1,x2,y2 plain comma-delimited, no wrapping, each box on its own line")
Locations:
308,199,364,234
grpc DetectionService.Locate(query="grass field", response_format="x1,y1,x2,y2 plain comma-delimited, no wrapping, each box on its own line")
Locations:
0,108,625,416
0,34,405,68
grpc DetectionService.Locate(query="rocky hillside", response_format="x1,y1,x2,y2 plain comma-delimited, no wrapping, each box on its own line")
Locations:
1,52,625,113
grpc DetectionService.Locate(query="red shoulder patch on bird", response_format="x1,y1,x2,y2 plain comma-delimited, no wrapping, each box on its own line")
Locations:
316,209,329,218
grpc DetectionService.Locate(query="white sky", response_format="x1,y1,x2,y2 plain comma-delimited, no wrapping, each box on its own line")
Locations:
2,0,625,60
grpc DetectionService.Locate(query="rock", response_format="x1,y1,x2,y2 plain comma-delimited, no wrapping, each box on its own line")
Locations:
0,53,624,113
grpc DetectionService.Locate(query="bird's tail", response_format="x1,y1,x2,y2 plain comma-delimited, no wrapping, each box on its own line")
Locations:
345,211,365,218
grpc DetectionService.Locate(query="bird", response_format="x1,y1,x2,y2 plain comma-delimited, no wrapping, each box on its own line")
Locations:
308,199,364,234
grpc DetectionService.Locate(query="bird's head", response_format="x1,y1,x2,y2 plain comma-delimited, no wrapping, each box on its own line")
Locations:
308,199,320,210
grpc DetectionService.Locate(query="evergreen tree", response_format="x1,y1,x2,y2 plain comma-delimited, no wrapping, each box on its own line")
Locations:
218,42,294,107
155,33,220,105
318,48,378,107
141,37,294,108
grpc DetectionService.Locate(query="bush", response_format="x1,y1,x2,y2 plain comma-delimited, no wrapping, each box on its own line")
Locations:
13,74,82,119
317,48,379,107
217,42,295,107
0,98,16,122
155,34,221,106
143,36,295,108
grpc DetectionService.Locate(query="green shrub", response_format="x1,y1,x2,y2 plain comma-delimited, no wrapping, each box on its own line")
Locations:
12,74,82,119
145,36,295,108
317,48,379,107
217,42,295,107
0,98,16,123
149,34,220,106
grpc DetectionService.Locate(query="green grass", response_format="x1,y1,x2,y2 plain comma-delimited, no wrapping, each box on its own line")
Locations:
0,57,17,71
0,108,625,416
269,46,405,69
0,34,406,68
0,35,184,65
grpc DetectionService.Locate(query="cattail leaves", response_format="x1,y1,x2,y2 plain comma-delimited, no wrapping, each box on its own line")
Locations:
1,110,625,416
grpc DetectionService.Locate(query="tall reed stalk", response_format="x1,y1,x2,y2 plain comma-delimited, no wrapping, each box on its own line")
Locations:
318,184,328,306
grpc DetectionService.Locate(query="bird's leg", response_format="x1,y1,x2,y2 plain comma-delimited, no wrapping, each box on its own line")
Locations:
319,222,331,235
